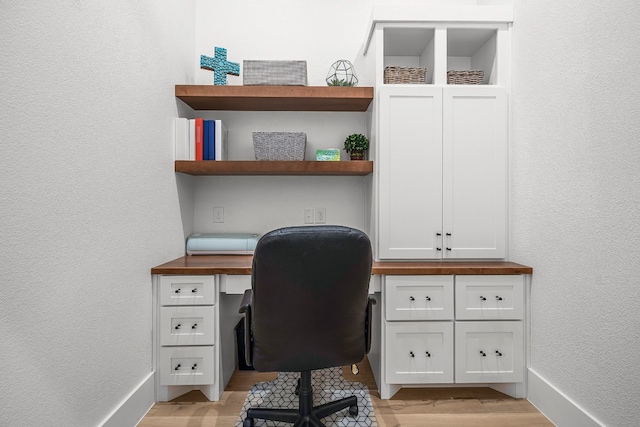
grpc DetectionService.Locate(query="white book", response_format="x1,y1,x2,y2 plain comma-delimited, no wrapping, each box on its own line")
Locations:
188,119,196,160
174,118,189,160
214,120,228,160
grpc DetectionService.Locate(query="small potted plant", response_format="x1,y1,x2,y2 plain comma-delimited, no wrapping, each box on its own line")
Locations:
344,133,369,160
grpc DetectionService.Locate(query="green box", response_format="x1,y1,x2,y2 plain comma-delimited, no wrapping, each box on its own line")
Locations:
316,149,340,161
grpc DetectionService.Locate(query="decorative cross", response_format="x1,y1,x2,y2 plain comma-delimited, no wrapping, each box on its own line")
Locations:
200,47,240,85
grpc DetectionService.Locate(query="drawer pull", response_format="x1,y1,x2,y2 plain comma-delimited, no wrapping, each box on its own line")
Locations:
480,296,487,301
446,247,451,251
437,247,442,251
425,296,431,301
409,351,415,358
174,364,181,371
409,296,415,301
191,323,198,329
191,288,198,293
425,351,431,357
495,350,503,356
192,363,198,370
480,351,486,357
174,288,181,294
174,324,181,330
496,296,503,301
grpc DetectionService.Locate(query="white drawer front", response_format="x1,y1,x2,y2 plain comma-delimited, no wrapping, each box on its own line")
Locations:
385,275,454,321
160,275,215,306
455,275,523,320
385,321,454,384
220,274,251,295
159,346,215,386
160,306,215,346
455,321,523,383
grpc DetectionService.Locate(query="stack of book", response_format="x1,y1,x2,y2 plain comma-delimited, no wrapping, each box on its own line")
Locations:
174,118,227,161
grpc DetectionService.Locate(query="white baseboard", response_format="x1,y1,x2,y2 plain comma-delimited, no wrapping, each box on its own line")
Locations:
527,368,604,427
98,372,155,427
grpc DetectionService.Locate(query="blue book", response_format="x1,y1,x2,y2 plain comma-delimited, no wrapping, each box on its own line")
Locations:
203,120,210,160
210,120,216,160
204,120,215,160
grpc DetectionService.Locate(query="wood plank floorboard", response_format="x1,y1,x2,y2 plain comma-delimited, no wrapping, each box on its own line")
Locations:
139,358,554,427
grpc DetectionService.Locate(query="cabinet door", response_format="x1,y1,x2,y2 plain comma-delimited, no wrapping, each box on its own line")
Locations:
442,87,507,259
378,86,443,259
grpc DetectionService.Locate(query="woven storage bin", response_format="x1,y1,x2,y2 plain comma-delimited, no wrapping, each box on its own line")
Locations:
384,66,427,84
243,60,308,86
253,132,306,161
447,70,484,84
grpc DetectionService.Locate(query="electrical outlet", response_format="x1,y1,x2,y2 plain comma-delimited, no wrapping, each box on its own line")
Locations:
213,207,224,223
304,208,314,224
315,207,326,224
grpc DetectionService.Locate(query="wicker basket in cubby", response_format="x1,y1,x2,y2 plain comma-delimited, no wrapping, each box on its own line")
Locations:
384,66,427,84
447,70,484,84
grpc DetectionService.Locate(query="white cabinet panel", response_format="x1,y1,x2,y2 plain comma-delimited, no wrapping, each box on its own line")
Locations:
454,321,523,383
385,321,454,384
378,86,443,259
385,275,453,320
160,275,216,306
160,306,216,346
159,346,215,386
455,275,524,320
442,87,507,259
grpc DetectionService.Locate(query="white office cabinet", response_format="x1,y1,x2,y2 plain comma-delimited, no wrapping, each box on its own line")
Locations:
385,321,454,384
454,321,523,383
381,274,525,398
377,86,507,260
154,275,221,401
378,86,443,259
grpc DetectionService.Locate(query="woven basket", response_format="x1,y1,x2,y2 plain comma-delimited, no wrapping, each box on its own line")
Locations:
253,132,306,161
447,70,484,84
384,66,427,84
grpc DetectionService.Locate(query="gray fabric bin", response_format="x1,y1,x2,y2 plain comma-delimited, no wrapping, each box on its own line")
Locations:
253,132,306,161
243,60,308,86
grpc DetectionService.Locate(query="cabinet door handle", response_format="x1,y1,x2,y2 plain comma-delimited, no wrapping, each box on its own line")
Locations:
409,351,415,358
446,247,451,251
191,364,198,370
495,350,503,356
174,288,181,294
174,364,181,371
409,296,415,301
174,324,181,330
191,288,198,293
480,351,486,357
480,296,487,301
496,296,503,301
425,351,431,357
191,323,198,329
425,296,431,301
446,233,451,236
436,247,442,251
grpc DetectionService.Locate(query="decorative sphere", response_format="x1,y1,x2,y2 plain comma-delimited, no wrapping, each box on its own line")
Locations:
326,60,359,87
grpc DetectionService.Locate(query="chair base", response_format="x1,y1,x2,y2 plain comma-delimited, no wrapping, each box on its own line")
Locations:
242,370,358,427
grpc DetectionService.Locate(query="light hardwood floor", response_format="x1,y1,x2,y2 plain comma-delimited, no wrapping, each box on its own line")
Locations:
139,358,554,427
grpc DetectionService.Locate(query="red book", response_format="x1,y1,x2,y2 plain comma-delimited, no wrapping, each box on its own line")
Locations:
195,118,204,160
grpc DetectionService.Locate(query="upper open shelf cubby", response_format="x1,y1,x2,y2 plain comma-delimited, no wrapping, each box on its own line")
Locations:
383,27,435,84
447,28,497,85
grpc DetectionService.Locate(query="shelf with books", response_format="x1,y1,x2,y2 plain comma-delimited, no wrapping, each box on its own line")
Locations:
175,85,374,111
174,160,373,176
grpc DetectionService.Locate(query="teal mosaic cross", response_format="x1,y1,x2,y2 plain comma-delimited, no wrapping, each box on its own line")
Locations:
200,47,240,85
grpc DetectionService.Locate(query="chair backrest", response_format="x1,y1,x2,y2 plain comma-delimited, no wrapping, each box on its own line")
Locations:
250,225,372,373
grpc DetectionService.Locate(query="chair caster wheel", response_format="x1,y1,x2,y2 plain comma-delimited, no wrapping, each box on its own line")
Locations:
349,405,358,417
243,417,254,427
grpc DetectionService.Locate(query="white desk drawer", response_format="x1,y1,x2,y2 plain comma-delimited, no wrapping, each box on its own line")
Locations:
454,321,523,383
386,275,454,321
160,306,215,346
385,321,454,384
219,274,251,295
160,275,215,306
455,275,523,320
159,346,215,386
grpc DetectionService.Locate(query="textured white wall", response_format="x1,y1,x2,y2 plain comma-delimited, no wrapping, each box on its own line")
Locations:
511,1,640,426
0,1,194,426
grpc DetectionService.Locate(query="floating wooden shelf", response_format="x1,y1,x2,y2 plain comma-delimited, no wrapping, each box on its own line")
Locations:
175,85,374,111
175,160,373,176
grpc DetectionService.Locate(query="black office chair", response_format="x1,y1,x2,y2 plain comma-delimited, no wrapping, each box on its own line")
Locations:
238,225,375,427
